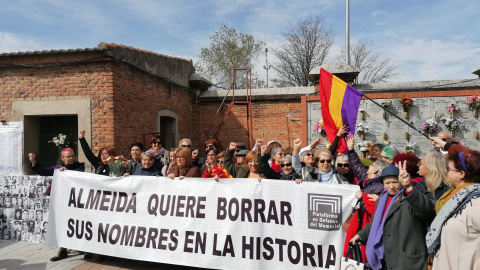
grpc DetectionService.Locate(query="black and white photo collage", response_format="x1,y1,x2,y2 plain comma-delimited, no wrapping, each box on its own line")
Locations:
0,174,51,243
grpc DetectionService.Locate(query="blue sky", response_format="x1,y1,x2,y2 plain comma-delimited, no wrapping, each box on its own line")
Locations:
1,0,479,84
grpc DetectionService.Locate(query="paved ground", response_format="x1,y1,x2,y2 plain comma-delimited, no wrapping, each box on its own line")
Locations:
0,240,205,270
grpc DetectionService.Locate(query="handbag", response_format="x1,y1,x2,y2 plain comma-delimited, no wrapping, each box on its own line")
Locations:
340,241,371,270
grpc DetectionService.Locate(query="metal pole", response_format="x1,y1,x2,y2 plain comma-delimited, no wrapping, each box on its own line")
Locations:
361,94,430,139
346,0,350,65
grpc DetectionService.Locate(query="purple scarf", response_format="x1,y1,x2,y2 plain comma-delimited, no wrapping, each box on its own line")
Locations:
366,188,403,270
147,148,164,160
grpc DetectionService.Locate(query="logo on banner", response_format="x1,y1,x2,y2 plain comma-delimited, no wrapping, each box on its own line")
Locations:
308,194,342,231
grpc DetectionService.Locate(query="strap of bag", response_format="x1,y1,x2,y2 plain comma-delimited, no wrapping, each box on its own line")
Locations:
344,243,355,261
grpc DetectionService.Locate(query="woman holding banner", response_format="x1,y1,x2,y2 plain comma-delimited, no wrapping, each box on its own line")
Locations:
167,147,201,179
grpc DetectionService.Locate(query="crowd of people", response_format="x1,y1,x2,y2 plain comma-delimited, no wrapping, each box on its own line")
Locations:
20,128,480,269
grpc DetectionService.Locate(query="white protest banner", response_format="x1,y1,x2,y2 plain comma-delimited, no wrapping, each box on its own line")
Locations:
46,170,359,269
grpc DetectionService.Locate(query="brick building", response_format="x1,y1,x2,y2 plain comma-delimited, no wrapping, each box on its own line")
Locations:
1,43,480,172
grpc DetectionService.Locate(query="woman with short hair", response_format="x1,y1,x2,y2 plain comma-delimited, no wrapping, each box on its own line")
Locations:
167,148,201,179
78,129,118,176
125,142,144,175
131,152,161,176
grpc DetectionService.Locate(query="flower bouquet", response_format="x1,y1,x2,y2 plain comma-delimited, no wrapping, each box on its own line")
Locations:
356,123,369,140
400,97,413,118
106,156,128,177
48,133,69,148
422,117,439,135
446,102,459,116
316,120,326,135
440,116,460,131
405,142,416,153
466,95,480,116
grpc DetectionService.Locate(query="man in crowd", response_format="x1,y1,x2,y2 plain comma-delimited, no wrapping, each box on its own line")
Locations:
28,148,85,262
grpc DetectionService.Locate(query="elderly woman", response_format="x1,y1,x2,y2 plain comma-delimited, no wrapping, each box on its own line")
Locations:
224,142,265,179
415,151,450,205
129,152,161,176
202,151,232,180
259,153,300,180
269,147,286,172
426,138,480,270
167,147,201,179
124,142,144,175
351,162,435,270
334,154,356,184
147,135,169,172
79,129,118,176
313,149,349,184
292,138,318,182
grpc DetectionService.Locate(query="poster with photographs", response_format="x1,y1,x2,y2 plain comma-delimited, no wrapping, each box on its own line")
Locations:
0,174,51,243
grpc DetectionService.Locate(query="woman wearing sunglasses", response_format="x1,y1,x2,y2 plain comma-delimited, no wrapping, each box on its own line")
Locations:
259,148,301,180
146,135,169,173
313,149,350,184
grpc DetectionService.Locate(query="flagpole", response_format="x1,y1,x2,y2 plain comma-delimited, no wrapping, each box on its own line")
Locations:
361,93,430,139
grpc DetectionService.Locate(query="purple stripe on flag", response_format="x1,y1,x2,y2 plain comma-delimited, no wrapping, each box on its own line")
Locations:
341,84,363,135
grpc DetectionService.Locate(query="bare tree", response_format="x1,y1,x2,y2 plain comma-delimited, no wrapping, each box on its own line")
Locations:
337,39,402,84
271,16,335,87
195,24,265,89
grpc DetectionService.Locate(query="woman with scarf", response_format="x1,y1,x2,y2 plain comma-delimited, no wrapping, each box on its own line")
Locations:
426,138,480,270
350,162,435,270
147,135,169,173
292,138,318,182
295,149,349,184
259,151,300,180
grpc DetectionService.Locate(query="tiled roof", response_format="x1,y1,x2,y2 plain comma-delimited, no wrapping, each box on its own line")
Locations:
98,42,192,63
0,42,193,63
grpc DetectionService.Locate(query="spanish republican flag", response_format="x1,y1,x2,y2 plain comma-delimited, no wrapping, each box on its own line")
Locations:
319,68,362,153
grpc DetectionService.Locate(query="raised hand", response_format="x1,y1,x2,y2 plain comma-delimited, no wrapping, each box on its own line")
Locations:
192,149,199,159
430,137,447,149
260,144,267,156
346,134,355,151
229,142,237,150
293,138,302,149
397,160,412,190
79,129,86,139
255,138,264,148
337,125,349,137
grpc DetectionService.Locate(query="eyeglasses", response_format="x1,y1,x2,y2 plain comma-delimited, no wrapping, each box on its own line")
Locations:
446,167,459,172
175,156,186,159
280,163,292,167
100,153,110,157
181,145,192,148
336,163,349,168
305,153,314,157
152,142,162,145
217,160,224,164
441,138,448,142
319,159,332,164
